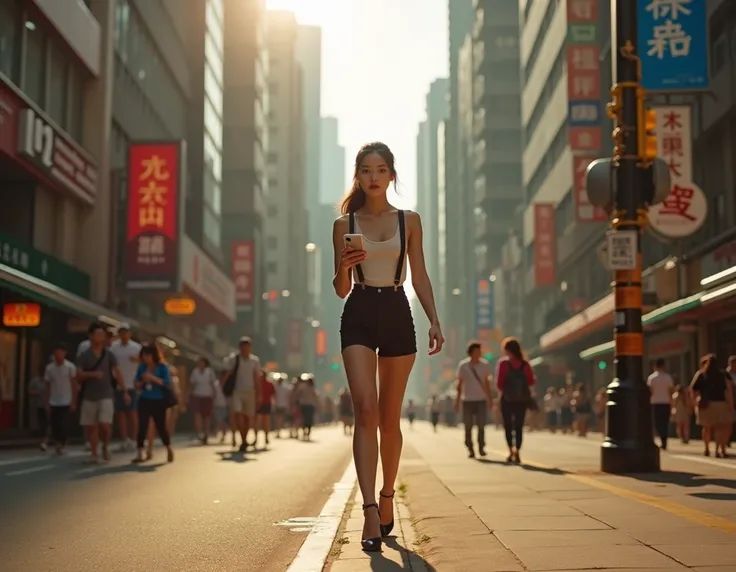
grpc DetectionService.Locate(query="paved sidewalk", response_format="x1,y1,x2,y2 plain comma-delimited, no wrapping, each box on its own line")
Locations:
393,422,736,571
325,484,432,571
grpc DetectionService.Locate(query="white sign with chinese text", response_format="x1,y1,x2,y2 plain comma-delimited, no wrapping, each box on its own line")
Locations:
606,230,638,270
179,236,236,322
648,106,707,238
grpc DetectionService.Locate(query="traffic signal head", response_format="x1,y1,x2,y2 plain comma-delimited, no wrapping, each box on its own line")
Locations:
484,352,494,360
642,108,657,161
331,363,339,371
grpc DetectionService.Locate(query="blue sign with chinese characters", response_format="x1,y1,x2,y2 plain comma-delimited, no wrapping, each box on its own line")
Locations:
637,0,709,91
568,100,601,127
475,278,495,331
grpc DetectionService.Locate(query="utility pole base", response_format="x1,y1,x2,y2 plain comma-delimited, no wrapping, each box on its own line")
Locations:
600,441,661,474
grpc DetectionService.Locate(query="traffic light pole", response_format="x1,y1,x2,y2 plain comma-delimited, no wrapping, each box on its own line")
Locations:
600,1,660,474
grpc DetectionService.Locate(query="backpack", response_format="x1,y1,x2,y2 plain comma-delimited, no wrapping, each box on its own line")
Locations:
503,361,530,403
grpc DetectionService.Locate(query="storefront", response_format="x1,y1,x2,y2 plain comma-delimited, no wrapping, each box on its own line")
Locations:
644,327,698,387
0,235,136,432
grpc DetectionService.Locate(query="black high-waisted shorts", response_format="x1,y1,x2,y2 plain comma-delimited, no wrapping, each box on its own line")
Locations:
340,285,417,358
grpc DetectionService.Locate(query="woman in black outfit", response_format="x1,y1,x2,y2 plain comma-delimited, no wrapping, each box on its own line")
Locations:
690,354,734,458
494,337,535,464
332,142,444,552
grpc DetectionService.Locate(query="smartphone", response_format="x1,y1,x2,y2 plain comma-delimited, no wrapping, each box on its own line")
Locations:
343,234,366,251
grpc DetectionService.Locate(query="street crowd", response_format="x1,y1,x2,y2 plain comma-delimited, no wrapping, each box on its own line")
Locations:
29,323,356,464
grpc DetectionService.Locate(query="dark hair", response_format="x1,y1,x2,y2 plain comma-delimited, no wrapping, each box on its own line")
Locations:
88,321,105,335
198,356,210,367
655,358,665,368
466,341,481,356
339,142,398,214
53,341,67,352
700,353,718,375
140,344,161,364
502,336,524,361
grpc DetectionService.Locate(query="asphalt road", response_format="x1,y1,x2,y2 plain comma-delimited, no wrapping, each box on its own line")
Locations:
0,426,352,572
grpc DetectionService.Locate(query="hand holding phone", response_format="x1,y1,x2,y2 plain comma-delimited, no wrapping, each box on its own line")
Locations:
343,234,365,251
340,234,367,271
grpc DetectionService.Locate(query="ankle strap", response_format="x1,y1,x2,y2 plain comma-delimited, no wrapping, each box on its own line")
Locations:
380,490,395,499
362,502,379,511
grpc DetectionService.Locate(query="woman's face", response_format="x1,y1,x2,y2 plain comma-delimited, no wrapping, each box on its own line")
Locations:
142,352,154,366
356,152,393,199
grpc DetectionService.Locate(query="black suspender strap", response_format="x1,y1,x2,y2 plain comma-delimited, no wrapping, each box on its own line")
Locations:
394,210,406,290
349,212,366,286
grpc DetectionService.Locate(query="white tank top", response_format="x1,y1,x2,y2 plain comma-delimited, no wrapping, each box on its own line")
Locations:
353,214,408,288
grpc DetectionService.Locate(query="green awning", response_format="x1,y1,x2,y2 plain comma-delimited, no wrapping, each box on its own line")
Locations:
0,262,138,329
579,292,705,361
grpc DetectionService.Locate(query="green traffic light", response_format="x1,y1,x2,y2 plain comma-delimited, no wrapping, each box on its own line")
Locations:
597,360,607,370
331,363,340,371
484,353,494,360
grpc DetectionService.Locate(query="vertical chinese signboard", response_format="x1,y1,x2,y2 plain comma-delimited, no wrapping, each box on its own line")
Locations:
566,0,604,223
637,0,709,92
648,106,707,238
533,204,557,286
230,241,254,309
125,142,184,290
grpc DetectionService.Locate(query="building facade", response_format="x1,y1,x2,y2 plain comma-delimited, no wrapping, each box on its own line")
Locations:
264,10,309,373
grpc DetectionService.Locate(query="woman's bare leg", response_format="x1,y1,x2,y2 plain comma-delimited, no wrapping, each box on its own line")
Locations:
342,345,380,540
377,354,415,529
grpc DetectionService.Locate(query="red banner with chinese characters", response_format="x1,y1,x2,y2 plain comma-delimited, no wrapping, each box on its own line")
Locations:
124,142,181,290
230,241,254,306
533,204,557,287
566,0,597,23
573,155,607,222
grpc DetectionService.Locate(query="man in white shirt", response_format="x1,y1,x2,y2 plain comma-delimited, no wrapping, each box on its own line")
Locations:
454,341,493,458
44,342,77,455
109,323,141,451
647,358,674,450
226,337,262,453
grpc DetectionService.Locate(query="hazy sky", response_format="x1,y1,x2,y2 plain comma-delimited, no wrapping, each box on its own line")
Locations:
266,0,449,210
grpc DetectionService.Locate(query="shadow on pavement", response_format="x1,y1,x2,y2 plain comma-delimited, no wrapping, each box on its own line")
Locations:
215,451,258,463
519,463,567,476
373,537,437,571
627,470,736,490
475,458,509,467
71,462,167,480
690,491,736,501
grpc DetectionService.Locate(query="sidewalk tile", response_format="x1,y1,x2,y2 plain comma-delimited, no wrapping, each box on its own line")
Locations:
653,544,736,568
481,514,611,531
494,529,638,548
512,544,689,571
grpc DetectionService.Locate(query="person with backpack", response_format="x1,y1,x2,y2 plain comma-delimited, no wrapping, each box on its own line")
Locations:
495,337,535,464
454,341,493,458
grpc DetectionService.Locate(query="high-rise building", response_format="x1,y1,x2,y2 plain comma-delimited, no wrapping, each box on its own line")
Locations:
444,0,475,362
295,25,322,242
222,0,269,349
264,10,309,372
319,116,346,205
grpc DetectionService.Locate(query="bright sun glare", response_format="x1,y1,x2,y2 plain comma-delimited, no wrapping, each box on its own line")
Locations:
265,0,341,26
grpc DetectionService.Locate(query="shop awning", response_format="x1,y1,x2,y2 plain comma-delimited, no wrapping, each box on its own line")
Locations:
0,262,138,329
155,333,224,368
578,285,733,361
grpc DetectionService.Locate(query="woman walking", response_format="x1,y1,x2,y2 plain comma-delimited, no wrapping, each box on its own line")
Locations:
495,337,535,464
690,354,734,458
189,357,217,444
132,345,174,463
332,142,444,552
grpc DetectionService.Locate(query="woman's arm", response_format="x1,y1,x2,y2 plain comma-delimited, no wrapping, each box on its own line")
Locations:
407,212,439,326
495,360,507,393
332,217,352,299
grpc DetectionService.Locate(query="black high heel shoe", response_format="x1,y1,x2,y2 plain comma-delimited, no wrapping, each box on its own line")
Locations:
380,490,395,537
361,503,382,552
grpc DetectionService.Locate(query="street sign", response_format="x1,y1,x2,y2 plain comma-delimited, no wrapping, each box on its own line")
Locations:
637,0,709,92
164,297,196,316
606,230,638,270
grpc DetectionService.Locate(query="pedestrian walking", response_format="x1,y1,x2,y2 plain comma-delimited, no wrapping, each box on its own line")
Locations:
222,337,262,453
296,374,319,440
406,399,416,427
428,394,440,432
75,322,129,463
647,358,674,449
132,344,174,463
44,342,76,455
332,142,444,552
690,354,734,458
454,341,493,458
495,337,535,464
109,323,141,451
189,357,217,444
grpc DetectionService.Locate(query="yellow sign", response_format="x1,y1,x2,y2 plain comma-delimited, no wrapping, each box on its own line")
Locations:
164,297,196,316
3,303,41,327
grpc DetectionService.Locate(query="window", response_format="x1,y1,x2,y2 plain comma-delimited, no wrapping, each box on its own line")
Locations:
0,0,20,82
204,61,223,117
48,44,68,127
204,97,223,149
267,261,278,273
204,133,222,179
523,0,558,83
23,18,45,105
67,65,84,141
204,33,223,85
203,207,221,248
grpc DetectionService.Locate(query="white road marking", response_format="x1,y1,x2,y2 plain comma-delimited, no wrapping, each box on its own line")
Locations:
286,461,357,572
5,464,55,477
670,454,736,470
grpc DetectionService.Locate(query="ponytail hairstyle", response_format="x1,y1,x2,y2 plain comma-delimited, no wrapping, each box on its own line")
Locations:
339,142,398,215
502,336,525,362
